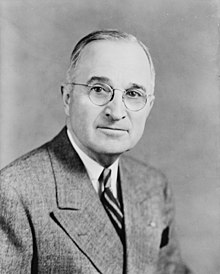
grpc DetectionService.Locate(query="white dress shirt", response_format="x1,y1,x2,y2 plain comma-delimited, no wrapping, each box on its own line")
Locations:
67,129,119,199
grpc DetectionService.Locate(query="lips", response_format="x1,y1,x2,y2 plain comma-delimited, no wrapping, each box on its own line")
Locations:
97,126,128,132
97,126,128,136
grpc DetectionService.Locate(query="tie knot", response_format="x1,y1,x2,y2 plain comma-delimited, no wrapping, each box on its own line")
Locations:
99,168,111,188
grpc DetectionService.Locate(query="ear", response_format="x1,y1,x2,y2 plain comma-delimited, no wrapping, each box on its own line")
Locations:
148,94,155,110
61,84,71,116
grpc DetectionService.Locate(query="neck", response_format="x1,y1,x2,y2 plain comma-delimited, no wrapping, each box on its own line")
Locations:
66,123,120,167
90,152,120,168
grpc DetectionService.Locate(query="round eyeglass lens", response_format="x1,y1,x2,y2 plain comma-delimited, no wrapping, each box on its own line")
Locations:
124,97,146,111
89,84,112,106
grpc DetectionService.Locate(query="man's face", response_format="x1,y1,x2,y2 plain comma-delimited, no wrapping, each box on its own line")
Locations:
63,40,154,164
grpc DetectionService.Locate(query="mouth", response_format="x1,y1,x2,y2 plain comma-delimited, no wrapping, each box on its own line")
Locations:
97,126,128,136
99,126,127,131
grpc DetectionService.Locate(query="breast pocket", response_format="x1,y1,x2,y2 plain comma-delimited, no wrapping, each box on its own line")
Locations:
160,226,169,249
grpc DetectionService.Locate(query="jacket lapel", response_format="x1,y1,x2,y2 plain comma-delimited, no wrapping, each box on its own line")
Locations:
119,157,164,274
48,128,123,274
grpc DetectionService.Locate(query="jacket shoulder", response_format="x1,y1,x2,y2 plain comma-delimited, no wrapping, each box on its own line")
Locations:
0,143,50,187
0,127,67,182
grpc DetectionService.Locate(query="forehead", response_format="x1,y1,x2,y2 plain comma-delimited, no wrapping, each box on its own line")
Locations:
74,40,151,87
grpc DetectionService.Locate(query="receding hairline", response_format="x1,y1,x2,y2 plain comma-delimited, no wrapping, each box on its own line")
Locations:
65,30,155,91
73,39,151,70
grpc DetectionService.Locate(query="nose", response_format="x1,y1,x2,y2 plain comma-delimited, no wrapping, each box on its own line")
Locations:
104,89,126,121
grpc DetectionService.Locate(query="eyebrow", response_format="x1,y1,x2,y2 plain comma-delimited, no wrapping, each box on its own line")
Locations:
87,76,111,85
86,76,147,93
128,83,146,93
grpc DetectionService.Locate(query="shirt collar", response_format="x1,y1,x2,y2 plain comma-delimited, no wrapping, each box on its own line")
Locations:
67,129,119,196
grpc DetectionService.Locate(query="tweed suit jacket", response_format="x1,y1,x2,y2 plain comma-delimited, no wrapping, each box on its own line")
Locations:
0,127,190,274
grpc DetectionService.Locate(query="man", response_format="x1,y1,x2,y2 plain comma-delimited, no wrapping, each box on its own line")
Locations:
0,30,191,273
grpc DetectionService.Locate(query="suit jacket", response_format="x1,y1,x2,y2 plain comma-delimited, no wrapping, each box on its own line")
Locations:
0,127,191,274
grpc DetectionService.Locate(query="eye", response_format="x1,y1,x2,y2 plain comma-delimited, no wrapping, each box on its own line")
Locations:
126,89,144,98
90,84,111,94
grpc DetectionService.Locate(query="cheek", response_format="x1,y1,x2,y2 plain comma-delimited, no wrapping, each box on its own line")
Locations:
70,107,89,132
134,120,146,137
130,114,148,140
69,99,100,134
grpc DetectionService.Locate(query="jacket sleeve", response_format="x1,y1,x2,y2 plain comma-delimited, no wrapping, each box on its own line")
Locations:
156,177,193,274
0,180,33,274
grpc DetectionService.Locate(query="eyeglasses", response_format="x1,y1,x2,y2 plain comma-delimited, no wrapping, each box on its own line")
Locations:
67,82,155,111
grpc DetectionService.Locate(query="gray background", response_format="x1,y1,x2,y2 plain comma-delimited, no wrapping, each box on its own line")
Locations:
0,0,219,273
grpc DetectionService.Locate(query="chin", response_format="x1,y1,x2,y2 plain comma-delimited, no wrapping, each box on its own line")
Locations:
96,143,131,156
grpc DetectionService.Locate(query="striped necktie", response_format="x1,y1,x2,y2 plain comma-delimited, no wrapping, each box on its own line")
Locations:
99,168,124,243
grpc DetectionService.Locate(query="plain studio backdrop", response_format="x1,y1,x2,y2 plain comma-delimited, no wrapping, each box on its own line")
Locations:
0,0,219,273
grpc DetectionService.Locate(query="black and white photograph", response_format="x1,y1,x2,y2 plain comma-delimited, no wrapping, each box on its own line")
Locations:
0,1,219,273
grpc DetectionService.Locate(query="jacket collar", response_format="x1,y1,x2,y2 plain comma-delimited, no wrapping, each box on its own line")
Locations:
48,127,123,273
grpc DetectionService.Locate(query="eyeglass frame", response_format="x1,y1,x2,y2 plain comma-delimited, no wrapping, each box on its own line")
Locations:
65,82,155,111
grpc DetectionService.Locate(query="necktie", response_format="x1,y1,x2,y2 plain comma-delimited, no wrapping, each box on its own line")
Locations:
99,168,124,243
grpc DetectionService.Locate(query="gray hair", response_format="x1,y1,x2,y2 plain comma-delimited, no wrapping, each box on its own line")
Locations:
66,29,155,92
